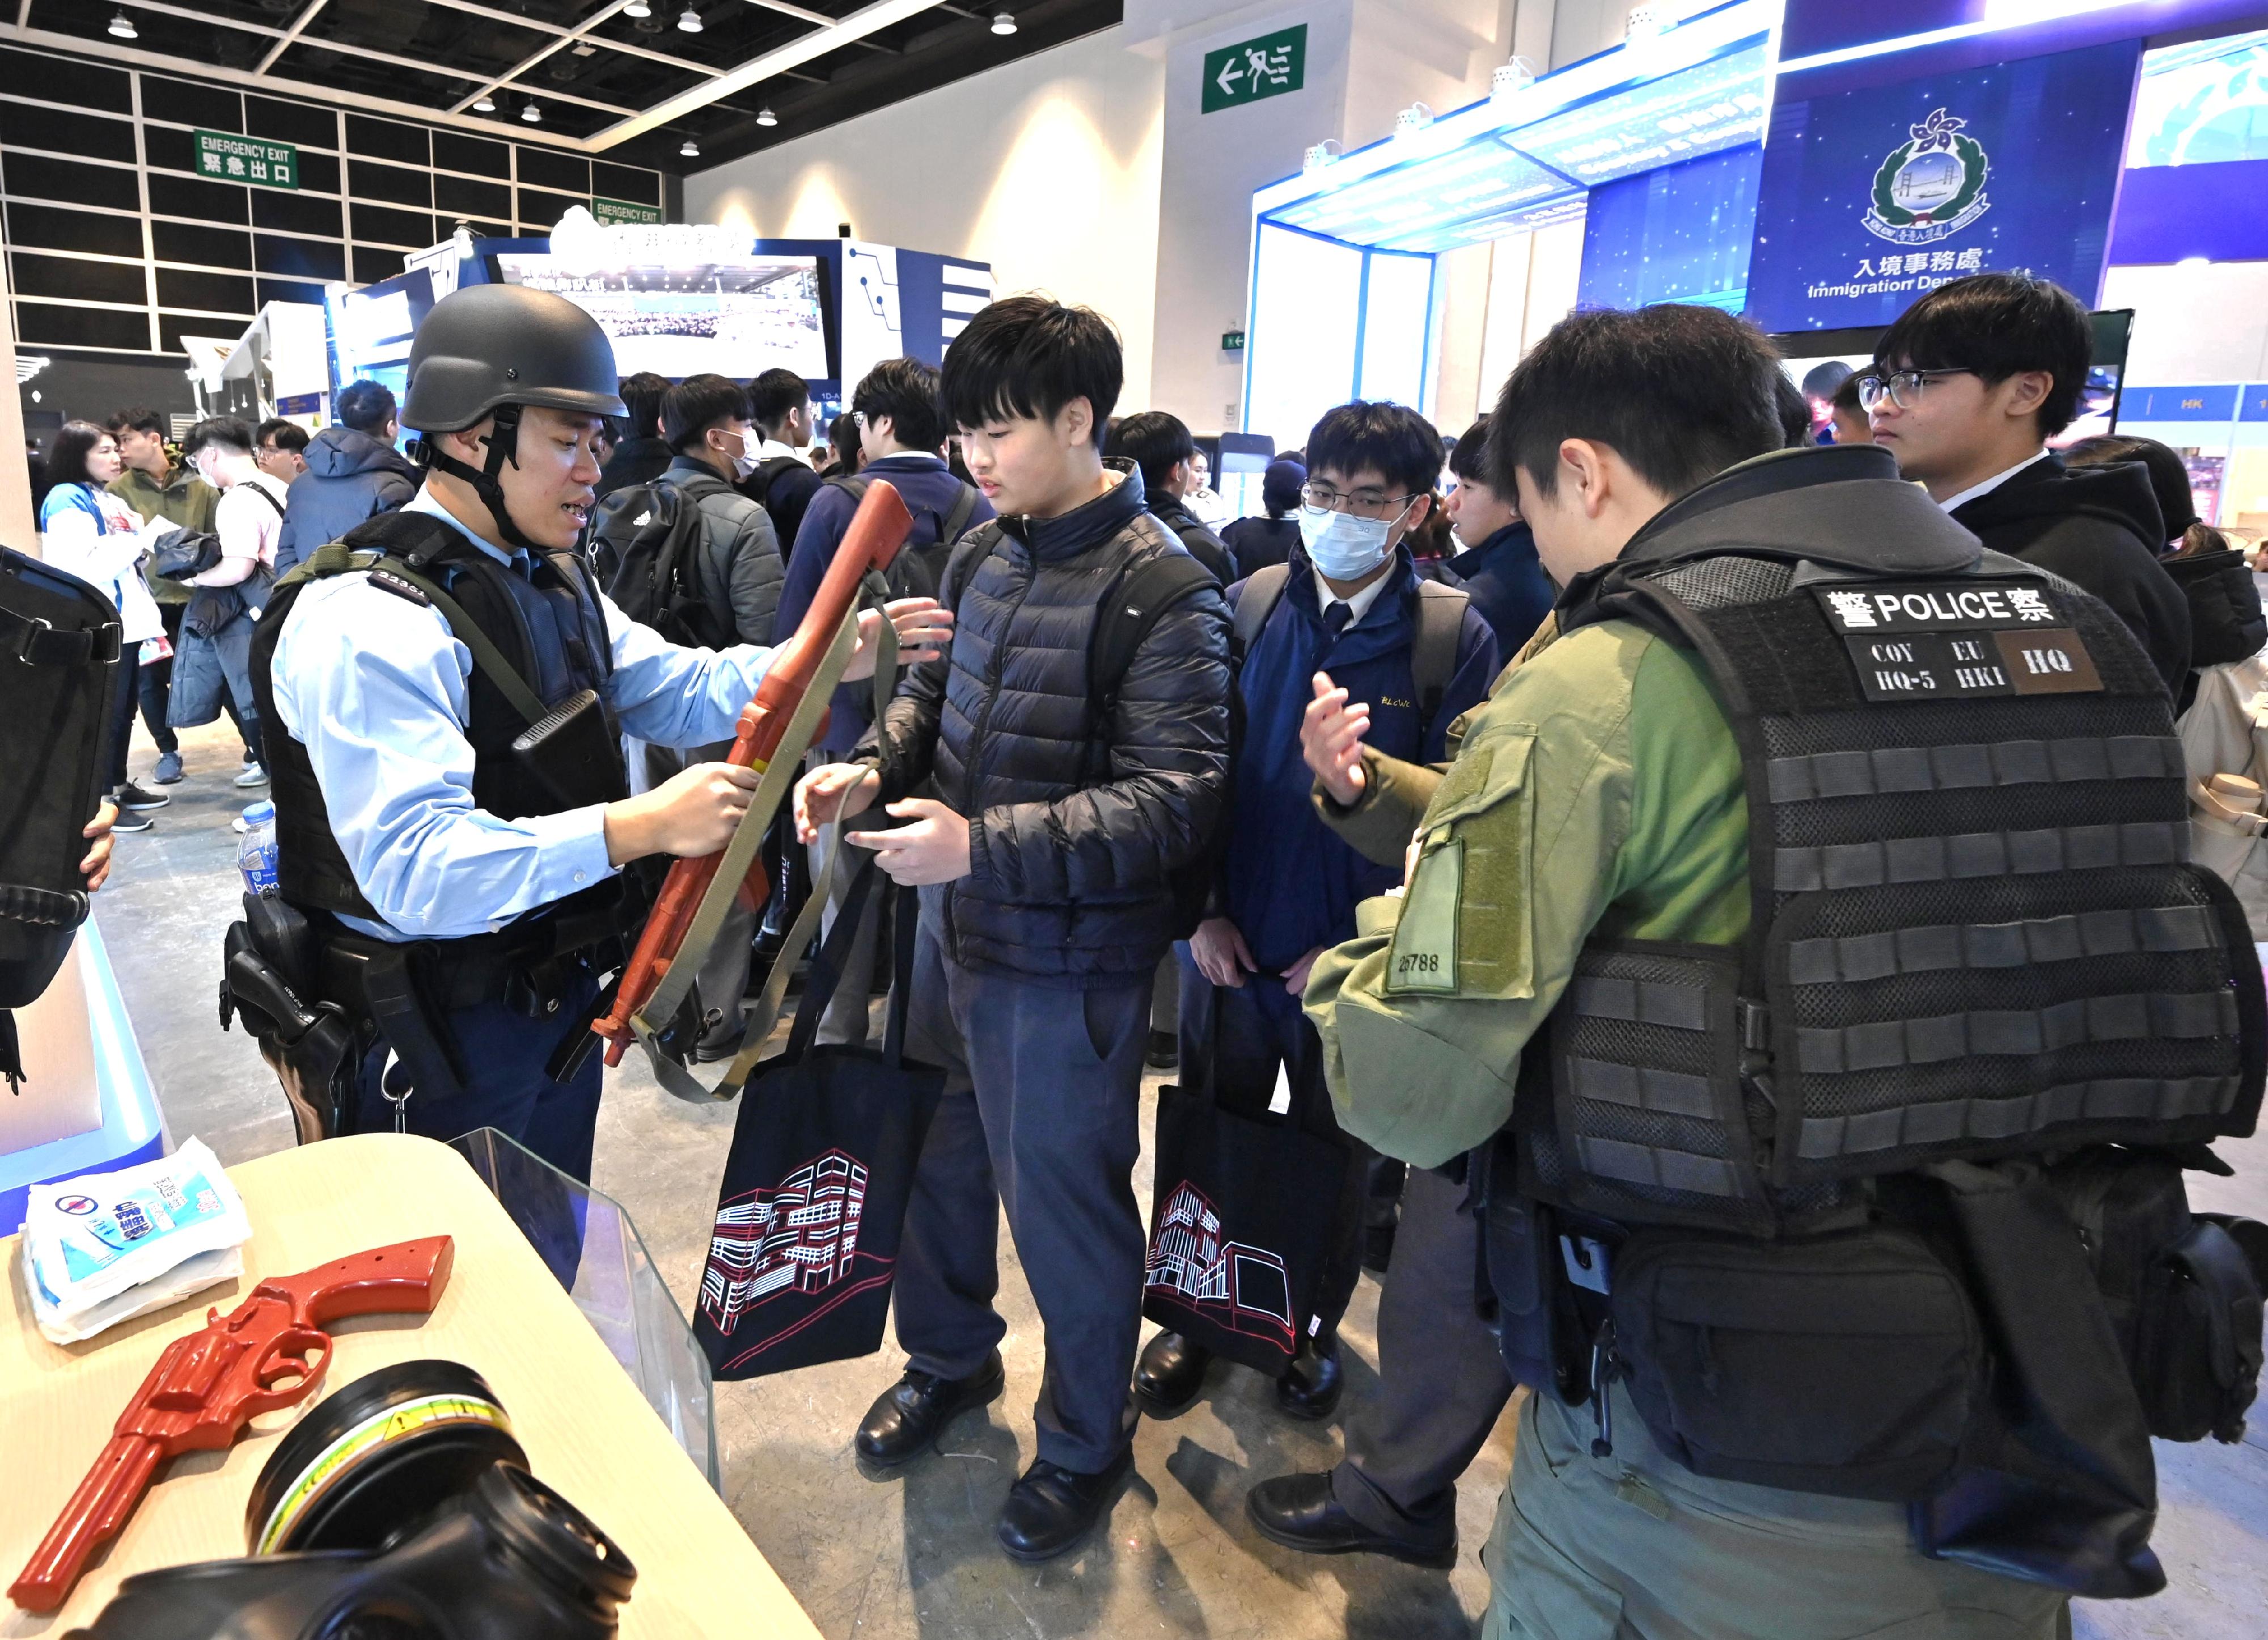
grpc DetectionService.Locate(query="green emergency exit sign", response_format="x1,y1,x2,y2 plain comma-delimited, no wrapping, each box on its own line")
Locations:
591,196,663,226
1221,330,1246,352
1203,24,1306,115
195,129,297,190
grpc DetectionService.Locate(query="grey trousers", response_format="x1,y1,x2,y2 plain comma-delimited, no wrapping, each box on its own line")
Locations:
892,889,1151,1472
637,740,756,1037
1331,1163,1513,1533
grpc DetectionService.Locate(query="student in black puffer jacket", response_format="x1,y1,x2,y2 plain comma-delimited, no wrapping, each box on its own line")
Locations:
794,297,1229,1564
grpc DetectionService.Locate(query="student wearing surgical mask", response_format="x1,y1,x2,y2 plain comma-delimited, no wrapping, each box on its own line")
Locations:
636,372,790,1059
1135,400,1498,1429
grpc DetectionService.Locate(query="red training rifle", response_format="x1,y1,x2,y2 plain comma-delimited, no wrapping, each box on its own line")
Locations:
591,478,916,1068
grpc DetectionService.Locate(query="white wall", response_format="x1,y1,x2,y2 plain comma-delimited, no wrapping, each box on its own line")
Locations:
2102,260,2268,383
684,30,1167,408
1148,0,1356,433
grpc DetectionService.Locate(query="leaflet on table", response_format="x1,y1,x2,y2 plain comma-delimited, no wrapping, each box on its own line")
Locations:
23,1138,252,1324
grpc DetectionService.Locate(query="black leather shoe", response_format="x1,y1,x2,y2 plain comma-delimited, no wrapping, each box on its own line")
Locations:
1362,1221,1398,1276
1275,1335,1343,1421
1247,1472,1457,1569
997,1449,1134,1561
854,1352,1005,1469
1133,1330,1211,1416
1145,1029,1179,1071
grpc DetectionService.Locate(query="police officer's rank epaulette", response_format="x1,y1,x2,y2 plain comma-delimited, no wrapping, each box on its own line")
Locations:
368,568,433,607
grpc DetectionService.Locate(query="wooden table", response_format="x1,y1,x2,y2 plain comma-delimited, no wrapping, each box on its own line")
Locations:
0,1132,819,1637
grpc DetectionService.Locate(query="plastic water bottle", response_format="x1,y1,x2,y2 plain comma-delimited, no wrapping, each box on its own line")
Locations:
238,801,280,898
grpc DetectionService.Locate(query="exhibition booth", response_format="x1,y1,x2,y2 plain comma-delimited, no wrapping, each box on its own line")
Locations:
1239,0,2268,536
327,212,993,434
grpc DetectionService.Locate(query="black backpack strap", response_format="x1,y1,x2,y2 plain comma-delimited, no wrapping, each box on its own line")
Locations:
1412,579,1470,731
748,454,803,502
826,474,871,504
940,480,980,546
1088,535,1222,724
937,524,998,619
1230,562,1291,667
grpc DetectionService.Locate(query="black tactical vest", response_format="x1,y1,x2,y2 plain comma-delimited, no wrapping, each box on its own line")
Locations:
1521,548,2266,1238
248,509,624,928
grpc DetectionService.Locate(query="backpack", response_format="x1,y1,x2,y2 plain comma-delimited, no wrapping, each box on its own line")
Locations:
590,474,735,649
738,454,807,506
829,473,980,601
1229,561,1470,738
936,519,1226,937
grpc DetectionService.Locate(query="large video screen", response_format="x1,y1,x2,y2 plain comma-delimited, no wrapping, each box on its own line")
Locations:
493,253,828,381
1770,311,2132,449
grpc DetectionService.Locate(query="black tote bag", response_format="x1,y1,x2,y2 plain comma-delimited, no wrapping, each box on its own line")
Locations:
1142,994,1354,1377
695,859,945,1379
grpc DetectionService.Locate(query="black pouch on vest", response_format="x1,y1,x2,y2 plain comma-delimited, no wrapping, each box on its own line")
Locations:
1914,1159,2163,1599
1474,1135,1594,1406
2045,1144,2266,1444
2142,1217,2265,1442
1609,1223,1984,1501
510,688,631,810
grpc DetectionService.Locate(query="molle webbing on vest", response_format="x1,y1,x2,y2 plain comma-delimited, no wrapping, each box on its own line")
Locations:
1532,551,2266,1236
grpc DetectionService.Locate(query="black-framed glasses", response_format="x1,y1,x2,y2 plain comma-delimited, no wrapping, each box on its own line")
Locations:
1856,367,1978,411
1300,482,1419,520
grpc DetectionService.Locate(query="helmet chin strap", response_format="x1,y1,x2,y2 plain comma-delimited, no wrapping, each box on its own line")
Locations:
418,404,544,554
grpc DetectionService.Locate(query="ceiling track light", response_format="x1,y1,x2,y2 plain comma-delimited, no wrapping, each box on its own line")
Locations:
623,0,651,14
522,100,543,123
680,136,700,157
472,92,496,112
678,5,703,31
108,10,137,39
756,107,777,127
991,11,1016,33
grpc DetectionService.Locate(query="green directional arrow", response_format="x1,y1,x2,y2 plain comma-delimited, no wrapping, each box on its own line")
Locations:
1203,24,1306,115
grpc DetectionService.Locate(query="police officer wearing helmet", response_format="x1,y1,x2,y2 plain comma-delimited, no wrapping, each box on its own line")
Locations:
249,283,943,1183
1299,304,2265,1637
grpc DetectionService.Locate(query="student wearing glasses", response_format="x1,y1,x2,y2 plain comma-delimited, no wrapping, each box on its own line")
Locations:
1139,402,1497,1433
1863,272,2188,698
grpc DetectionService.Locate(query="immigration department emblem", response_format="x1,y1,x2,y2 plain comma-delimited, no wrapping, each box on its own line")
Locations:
1863,108,1990,246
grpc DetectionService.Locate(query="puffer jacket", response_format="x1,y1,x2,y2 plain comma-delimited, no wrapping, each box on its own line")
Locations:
658,456,784,646
864,468,1231,985
274,425,420,573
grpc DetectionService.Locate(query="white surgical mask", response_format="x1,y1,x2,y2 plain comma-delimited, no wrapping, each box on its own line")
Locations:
1298,506,1395,581
718,429,758,480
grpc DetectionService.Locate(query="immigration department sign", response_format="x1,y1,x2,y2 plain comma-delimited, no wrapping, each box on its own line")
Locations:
1862,108,1990,246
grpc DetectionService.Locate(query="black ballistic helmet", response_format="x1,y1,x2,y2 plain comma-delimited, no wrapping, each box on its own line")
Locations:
403,283,625,430
404,284,624,551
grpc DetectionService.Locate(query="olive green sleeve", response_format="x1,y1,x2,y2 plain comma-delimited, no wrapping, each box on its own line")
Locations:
1303,625,1749,1168
1310,749,1445,868
1302,637,1640,1167
1310,611,1563,868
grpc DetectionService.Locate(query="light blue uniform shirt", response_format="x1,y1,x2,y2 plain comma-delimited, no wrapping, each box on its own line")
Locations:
269,488,774,942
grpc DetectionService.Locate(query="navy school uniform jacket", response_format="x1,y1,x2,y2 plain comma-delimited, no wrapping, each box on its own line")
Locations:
780,451,996,753
1447,519,1556,654
1222,547,1499,973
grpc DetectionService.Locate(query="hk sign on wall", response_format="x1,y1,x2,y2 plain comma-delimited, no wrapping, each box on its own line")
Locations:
1745,39,2140,332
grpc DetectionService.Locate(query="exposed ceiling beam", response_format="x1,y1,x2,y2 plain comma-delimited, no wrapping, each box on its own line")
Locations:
596,0,945,147
743,2,903,58
97,0,638,117
447,0,640,116
256,0,332,75
418,0,718,78
0,19,595,150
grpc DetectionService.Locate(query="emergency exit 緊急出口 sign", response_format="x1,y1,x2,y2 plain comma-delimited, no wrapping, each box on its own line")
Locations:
1203,25,1306,115
195,130,297,191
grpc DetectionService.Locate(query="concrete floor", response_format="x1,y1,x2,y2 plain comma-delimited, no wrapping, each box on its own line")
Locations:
83,718,2268,1639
